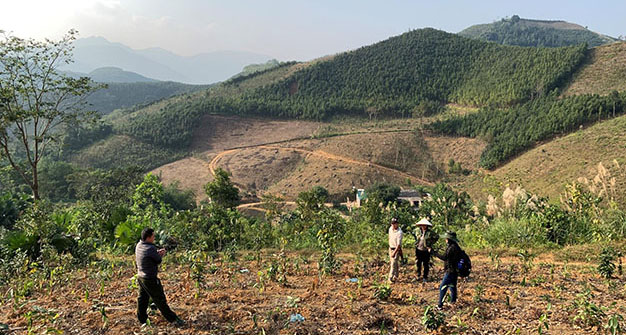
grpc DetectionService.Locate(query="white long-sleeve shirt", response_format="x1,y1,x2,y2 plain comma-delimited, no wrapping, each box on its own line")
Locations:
388,226,403,249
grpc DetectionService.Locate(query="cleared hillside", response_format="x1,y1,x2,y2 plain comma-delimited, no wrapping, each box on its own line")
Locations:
564,42,626,96
150,114,485,201
460,16,616,47
456,114,626,206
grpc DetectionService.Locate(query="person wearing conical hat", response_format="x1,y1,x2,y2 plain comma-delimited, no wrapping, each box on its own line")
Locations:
415,218,437,282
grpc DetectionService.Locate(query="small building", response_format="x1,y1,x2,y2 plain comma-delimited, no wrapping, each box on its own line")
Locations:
398,189,425,207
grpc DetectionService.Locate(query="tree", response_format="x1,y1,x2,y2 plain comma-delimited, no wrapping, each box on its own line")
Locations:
296,186,329,222
0,30,99,200
204,168,240,208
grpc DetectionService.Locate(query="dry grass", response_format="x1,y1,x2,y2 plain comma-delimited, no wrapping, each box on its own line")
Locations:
154,113,485,201
563,42,626,96
454,114,626,206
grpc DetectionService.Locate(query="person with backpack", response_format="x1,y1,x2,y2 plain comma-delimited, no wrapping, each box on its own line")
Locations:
431,231,470,309
414,218,438,282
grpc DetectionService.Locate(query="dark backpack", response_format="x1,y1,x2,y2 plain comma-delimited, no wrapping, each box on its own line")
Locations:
457,249,472,277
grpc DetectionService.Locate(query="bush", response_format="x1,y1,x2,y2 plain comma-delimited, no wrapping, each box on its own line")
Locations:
482,217,549,248
0,193,31,230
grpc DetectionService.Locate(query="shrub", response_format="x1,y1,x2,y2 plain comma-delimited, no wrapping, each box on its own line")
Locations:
373,282,392,300
316,209,346,275
598,246,621,279
422,306,445,331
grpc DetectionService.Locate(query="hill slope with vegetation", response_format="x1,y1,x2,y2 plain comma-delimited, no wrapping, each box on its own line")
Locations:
209,28,586,119
87,81,210,115
563,42,626,96
455,113,626,207
460,15,617,47
67,28,595,173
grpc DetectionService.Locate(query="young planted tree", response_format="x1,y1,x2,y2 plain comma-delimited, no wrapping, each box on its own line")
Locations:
0,30,99,200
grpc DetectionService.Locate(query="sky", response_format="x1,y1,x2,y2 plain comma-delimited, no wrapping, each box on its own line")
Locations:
1,0,625,60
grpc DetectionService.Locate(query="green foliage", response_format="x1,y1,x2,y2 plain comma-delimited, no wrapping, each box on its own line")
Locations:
460,16,615,48
598,246,621,279
70,135,186,171
208,29,586,119
316,208,345,275
86,81,208,115
113,97,211,149
115,174,169,248
0,30,100,200
419,183,473,230
204,168,240,209
432,92,626,169
373,282,392,301
0,193,31,229
38,160,77,202
365,183,400,205
572,289,607,328
60,120,113,154
163,182,196,211
605,312,625,335
422,305,445,331
413,100,446,118
296,186,329,221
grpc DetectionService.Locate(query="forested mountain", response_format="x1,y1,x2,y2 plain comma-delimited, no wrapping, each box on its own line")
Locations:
87,81,210,115
207,28,586,119
69,28,623,172
459,15,617,48
85,67,158,83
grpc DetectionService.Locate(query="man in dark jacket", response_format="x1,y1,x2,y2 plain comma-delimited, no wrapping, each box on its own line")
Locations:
135,228,184,326
432,231,462,309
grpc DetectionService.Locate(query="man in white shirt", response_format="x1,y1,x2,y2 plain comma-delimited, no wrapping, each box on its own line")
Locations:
388,217,403,283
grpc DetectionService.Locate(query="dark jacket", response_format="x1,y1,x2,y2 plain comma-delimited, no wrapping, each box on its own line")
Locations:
435,241,462,274
414,228,439,251
135,240,162,279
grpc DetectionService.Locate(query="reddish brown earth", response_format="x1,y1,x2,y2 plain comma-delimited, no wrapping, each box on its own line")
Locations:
2,248,624,334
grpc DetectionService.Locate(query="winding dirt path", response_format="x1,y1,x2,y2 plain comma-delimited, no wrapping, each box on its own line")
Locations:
209,141,434,187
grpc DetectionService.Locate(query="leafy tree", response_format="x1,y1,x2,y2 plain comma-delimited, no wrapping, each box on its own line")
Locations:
0,192,31,229
0,30,100,200
204,168,240,208
419,183,473,229
316,208,346,275
115,173,169,247
365,183,400,205
163,182,196,211
296,186,329,222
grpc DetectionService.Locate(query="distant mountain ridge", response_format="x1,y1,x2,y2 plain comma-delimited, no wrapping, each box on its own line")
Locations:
459,15,617,47
65,66,158,83
64,36,272,84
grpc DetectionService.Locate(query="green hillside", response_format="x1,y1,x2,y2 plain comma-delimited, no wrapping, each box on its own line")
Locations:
88,81,210,115
209,28,586,119
431,92,626,169
460,15,617,48
71,28,596,171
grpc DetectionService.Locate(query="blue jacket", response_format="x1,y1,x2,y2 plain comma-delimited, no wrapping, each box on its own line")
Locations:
135,240,162,279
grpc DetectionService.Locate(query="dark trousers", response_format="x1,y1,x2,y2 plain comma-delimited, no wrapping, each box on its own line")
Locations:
415,249,430,280
438,272,458,308
137,277,178,323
